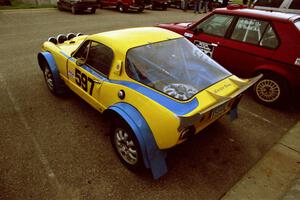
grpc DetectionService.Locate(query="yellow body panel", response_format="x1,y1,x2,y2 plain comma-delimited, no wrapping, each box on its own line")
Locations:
41,27,258,149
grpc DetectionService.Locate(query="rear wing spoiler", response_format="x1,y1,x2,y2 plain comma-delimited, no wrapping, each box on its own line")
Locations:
178,74,263,131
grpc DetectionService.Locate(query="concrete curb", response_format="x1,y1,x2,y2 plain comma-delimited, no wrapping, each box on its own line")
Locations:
221,121,300,200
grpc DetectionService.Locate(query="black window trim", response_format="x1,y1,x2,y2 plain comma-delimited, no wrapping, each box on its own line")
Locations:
227,16,281,50
190,13,237,39
72,39,114,78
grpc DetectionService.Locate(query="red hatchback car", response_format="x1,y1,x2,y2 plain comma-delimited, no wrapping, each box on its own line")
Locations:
158,5,300,106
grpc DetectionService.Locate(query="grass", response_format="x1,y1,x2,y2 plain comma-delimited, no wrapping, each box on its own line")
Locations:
0,0,55,10
231,0,244,5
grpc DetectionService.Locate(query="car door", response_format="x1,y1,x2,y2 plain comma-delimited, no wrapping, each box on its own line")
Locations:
218,17,278,77
67,40,114,111
101,0,117,6
185,14,235,62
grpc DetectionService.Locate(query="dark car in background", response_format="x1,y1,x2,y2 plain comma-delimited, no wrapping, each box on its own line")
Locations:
57,0,98,14
254,0,300,14
98,0,145,12
145,0,168,10
158,5,300,106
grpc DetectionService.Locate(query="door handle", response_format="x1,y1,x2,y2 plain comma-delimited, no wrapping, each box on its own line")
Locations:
94,80,102,84
211,43,219,47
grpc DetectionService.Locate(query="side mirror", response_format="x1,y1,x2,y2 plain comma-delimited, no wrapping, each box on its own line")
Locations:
76,58,85,66
113,60,122,76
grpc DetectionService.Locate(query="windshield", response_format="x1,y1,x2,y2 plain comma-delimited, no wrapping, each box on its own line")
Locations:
126,38,232,101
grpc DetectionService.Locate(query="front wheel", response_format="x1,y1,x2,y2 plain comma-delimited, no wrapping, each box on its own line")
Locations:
137,6,144,12
43,64,65,95
253,73,288,106
110,119,143,171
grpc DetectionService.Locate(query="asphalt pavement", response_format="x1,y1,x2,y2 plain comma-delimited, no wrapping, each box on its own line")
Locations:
0,8,299,200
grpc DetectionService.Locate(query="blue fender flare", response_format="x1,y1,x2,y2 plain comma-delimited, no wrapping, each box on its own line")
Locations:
108,102,168,179
37,51,66,94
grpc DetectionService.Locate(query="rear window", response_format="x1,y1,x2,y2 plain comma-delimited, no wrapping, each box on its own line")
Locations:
231,17,268,45
255,0,284,7
230,17,279,49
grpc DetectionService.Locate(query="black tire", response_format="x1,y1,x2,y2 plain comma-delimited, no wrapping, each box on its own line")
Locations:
117,4,127,13
110,118,143,172
137,6,144,12
42,62,65,96
57,3,63,11
71,6,77,14
253,73,289,106
91,7,96,14
162,5,167,10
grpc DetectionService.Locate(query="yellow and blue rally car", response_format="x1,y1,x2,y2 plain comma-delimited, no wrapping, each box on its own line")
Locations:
38,27,261,179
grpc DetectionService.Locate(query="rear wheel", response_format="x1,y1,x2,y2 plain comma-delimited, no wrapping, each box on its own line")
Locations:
117,4,127,13
253,73,288,106
110,119,143,171
71,6,77,14
137,6,144,12
57,3,63,11
91,7,96,13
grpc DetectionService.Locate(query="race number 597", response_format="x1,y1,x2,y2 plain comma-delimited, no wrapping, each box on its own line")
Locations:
75,68,95,95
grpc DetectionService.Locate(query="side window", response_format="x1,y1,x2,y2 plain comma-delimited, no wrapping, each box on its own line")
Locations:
196,14,234,37
74,40,90,60
230,17,268,45
289,0,300,9
255,0,284,7
260,24,279,49
85,41,114,76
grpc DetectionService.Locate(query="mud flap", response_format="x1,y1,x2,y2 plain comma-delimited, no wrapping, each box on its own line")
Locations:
109,102,168,179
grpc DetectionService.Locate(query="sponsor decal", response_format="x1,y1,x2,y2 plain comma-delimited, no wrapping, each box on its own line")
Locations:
213,83,232,94
194,40,214,57
68,70,75,78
